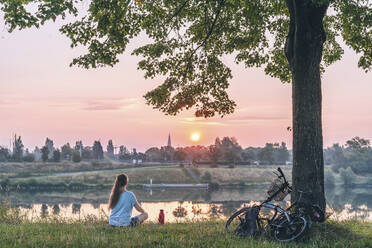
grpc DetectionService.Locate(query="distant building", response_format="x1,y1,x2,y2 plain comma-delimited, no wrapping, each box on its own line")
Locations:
167,133,172,147
132,159,142,164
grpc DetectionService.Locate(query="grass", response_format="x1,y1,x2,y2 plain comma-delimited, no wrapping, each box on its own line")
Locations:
196,166,292,185
1,202,371,248
2,165,291,190
2,164,372,191
11,167,195,186
0,161,174,177
0,217,371,248
324,167,372,187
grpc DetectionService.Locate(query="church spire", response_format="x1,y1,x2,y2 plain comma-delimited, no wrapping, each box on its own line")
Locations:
167,133,172,147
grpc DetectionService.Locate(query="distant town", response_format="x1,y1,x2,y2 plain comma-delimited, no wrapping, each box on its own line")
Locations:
1,135,371,175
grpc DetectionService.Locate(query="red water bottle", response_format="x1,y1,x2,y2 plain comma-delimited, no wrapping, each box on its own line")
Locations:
158,209,165,224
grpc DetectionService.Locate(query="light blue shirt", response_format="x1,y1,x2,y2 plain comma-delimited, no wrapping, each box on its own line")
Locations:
109,191,137,226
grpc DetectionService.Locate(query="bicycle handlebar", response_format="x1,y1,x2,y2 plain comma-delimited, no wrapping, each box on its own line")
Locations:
277,167,292,190
277,167,286,181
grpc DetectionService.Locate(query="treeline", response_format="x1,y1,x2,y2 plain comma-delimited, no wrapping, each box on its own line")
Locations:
324,136,372,174
0,135,290,165
3,135,371,171
145,138,290,165
0,135,120,163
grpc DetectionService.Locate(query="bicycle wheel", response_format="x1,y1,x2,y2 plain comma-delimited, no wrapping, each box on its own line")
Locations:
225,207,250,233
225,207,263,236
273,215,308,242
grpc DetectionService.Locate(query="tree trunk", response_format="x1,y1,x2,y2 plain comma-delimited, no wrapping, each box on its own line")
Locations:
285,0,329,210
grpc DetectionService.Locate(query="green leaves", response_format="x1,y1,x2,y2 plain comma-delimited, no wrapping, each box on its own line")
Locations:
143,53,236,118
333,0,372,72
1,0,39,31
322,15,344,67
0,0,78,32
1,0,371,116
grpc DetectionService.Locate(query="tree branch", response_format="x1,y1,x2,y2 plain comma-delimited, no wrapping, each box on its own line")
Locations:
285,0,295,70
180,0,225,79
166,0,189,24
190,0,224,59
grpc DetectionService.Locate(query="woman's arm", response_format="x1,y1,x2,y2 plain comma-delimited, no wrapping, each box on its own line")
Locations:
134,201,146,214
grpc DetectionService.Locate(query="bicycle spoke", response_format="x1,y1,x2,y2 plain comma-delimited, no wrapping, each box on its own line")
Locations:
273,216,308,242
238,216,243,223
225,168,311,242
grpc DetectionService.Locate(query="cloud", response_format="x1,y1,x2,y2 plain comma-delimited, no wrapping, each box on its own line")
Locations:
0,100,11,105
226,115,289,121
0,95,23,106
182,114,288,124
181,120,226,126
0,96,141,112
179,114,289,127
181,117,226,126
81,98,139,111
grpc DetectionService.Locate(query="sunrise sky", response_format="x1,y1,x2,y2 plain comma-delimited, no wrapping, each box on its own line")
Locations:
0,17,371,152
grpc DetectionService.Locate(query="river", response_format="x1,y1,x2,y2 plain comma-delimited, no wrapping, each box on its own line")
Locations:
1,186,371,222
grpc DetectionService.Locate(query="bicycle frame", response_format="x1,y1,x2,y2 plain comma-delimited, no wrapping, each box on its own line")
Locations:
257,167,293,224
258,187,312,226
226,167,320,241
259,202,291,223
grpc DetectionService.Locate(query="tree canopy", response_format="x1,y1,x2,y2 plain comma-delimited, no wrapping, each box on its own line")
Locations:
1,0,371,209
1,0,371,117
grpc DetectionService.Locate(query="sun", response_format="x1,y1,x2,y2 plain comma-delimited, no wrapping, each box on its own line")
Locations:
190,132,201,142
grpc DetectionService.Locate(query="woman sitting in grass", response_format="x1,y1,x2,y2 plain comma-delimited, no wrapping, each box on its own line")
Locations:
108,173,148,227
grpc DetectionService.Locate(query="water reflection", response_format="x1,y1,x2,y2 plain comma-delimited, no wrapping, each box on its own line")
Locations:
15,200,372,223
209,204,223,217
219,201,244,216
53,204,60,215
92,202,100,209
72,203,81,214
3,186,372,222
41,204,48,218
173,206,188,218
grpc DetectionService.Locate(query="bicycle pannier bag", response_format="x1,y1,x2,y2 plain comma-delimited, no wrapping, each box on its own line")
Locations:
235,207,261,237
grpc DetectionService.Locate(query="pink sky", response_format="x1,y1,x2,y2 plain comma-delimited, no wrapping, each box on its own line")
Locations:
0,19,371,152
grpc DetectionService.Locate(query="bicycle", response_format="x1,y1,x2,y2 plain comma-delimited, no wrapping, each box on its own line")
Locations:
225,167,325,242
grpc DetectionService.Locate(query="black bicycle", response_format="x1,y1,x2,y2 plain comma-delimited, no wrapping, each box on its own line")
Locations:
225,167,324,242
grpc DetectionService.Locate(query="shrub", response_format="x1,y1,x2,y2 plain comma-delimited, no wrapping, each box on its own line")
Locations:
52,149,61,162
17,171,32,178
25,178,38,186
228,164,235,168
91,160,100,166
103,158,113,165
201,172,212,183
339,167,357,186
209,163,219,168
191,167,201,177
23,154,35,162
72,152,81,163
0,178,10,189
0,201,23,224
324,171,336,187
208,182,220,190
331,164,341,173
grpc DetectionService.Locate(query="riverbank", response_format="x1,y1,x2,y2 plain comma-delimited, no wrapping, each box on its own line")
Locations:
0,161,176,178
1,217,371,247
1,164,372,191
1,165,290,191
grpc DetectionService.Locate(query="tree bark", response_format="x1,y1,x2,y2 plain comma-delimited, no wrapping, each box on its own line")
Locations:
285,0,328,210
